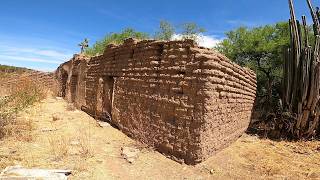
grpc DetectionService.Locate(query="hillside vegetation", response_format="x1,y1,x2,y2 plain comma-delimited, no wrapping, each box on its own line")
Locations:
0,64,31,78
0,76,47,140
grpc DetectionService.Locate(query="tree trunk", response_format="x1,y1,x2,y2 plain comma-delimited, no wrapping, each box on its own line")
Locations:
267,76,273,104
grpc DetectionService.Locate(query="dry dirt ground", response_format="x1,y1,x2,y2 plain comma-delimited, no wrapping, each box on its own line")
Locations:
1,97,320,180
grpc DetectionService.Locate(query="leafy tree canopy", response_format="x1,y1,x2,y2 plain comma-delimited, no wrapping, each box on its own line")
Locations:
180,22,206,40
216,22,291,97
217,22,290,73
155,20,175,41
154,21,206,41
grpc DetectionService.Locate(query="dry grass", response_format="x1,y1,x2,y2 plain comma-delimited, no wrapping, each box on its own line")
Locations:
45,114,94,164
0,92,319,179
47,129,93,161
2,117,34,142
0,77,47,140
48,134,69,159
78,129,94,158
0,77,95,174
66,103,76,111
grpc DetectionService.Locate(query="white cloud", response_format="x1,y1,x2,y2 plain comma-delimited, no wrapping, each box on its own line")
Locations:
0,45,73,60
36,50,72,58
0,55,63,64
171,34,222,48
0,44,73,71
0,60,14,66
196,34,223,48
226,20,261,27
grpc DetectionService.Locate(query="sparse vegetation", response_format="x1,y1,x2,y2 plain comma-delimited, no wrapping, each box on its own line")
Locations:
0,64,30,74
85,28,149,56
48,134,69,159
179,22,206,40
0,64,31,78
154,21,206,41
155,20,175,41
0,77,47,140
78,129,94,158
1,97,319,179
85,21,206,56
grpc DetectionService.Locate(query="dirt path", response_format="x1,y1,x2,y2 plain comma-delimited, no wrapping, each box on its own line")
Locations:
1,97,320,179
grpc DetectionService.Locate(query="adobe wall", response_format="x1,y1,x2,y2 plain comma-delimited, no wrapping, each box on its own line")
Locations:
55,54,89,108
56,39,257,164
0,71,58,96
194,48,256,161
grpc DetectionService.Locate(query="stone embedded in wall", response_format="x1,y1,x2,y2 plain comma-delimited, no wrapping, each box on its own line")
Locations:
56,38,257,165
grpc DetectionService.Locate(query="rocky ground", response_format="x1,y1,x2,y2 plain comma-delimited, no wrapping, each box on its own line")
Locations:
0,97,320,179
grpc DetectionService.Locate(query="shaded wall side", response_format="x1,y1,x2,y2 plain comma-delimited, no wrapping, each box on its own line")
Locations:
196,49,257,160
56,70,68,97
74,60,88,108
57,55,89,109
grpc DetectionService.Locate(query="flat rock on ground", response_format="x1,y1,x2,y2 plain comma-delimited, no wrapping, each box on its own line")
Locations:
0,165,71,180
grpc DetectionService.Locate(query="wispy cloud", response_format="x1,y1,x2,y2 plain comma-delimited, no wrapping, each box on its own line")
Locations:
0,55,63,64
0,60,14,66
226,20,262,27
172,34,223,48
0,43,73,71
0,45,72,60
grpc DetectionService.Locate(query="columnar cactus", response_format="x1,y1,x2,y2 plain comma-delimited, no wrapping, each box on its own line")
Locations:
284,0,320,138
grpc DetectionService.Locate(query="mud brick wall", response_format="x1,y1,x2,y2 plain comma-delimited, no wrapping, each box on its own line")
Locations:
83,54,105,116
0,71,58,96
57,39,257,165
193,48,257,162
56,54,89,108
55,61,71,98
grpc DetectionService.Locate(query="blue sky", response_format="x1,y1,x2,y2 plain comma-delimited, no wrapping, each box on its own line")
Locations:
0,0,315,71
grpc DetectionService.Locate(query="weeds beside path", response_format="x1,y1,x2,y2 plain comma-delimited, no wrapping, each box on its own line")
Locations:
1,97,320,179
0,77,47,140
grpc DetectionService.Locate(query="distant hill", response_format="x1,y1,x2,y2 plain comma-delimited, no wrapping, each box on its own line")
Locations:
0,64,31,73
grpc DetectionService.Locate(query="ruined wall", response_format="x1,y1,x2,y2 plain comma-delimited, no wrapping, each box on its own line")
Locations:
57,39,257,164
194,48,257,161
56,54,89,108
0,71,58,96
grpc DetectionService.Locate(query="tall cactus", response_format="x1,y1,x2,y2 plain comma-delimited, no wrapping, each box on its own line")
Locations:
284,0,320,138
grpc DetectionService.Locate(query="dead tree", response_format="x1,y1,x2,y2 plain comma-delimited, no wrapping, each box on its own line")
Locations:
79,38,89,54
284,0,320,138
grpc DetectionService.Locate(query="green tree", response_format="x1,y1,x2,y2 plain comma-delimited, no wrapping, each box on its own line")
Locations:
216,22,291,111
155,20,175,40
180,22,206,40
85,28,149,56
